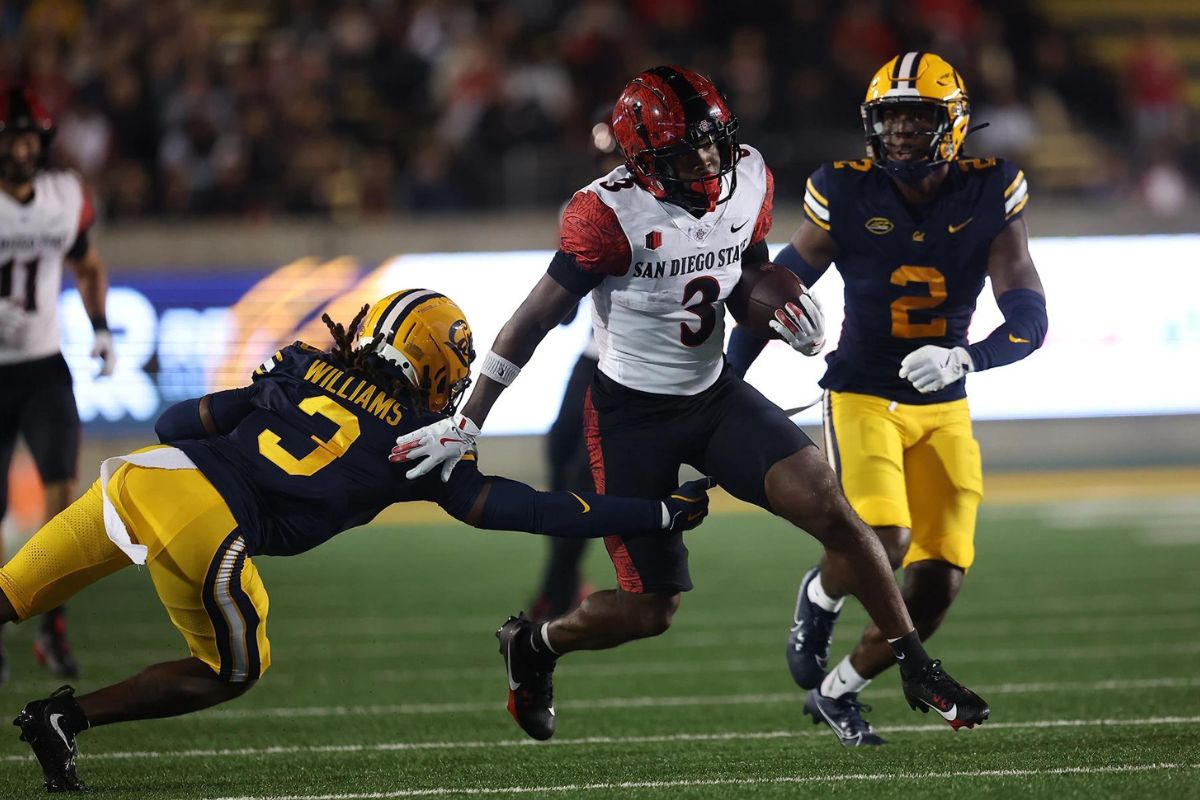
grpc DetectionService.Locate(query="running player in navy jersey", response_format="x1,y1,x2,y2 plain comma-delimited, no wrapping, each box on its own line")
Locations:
728,53,1048,746
0,290,711,792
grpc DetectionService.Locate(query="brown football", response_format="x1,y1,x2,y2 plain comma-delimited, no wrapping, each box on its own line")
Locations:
727,262,806,339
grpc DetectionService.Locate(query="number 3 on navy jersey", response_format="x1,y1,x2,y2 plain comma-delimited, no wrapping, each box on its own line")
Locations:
258,395,361,476
680,276,720,347
890,265,947,338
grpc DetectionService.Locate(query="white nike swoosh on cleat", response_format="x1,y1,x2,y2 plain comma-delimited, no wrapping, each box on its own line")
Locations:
548,706,555,717
49,713,70,748
923,699,958,721
506,637,520,692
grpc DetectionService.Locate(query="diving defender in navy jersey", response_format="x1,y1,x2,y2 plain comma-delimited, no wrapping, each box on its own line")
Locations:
0,290,711,792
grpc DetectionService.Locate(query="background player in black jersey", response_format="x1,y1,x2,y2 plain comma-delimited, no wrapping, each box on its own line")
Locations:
728,53,1049,746
0,290,711,792
393,66,990,744
0,84,116,683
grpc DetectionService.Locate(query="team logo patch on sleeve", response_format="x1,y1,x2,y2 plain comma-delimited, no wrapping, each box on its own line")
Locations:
865,217,894,235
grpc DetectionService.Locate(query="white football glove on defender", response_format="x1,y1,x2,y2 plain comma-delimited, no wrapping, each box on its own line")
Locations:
0,300,29,347
899,345,974,394
389,415,481,482
92,329,116,377
768,294,825,357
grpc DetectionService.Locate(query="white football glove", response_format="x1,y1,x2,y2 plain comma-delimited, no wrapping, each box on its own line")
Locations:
0,300,29,347
388,415,481,482
899,345,974,394
92,329,116,377
768,293,825,357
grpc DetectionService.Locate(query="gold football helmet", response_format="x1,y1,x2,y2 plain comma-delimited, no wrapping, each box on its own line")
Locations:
861,52,971,180
356,289,475,414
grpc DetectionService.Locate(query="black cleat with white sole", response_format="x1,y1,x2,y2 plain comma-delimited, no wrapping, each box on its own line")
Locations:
803,688,887,747
901,658,990,731
786,566,840,689
496,613,556,740
13,685,90,792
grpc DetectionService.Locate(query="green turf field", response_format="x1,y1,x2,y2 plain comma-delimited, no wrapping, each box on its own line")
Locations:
2,492,1199,799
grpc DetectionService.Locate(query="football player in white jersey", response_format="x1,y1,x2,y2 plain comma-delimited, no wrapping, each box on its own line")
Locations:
392,66,989,741
0,85,115,683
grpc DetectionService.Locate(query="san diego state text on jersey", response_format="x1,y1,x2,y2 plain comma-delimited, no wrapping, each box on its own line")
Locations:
554,145,775,396
175,342,445,557
805,157,1029,404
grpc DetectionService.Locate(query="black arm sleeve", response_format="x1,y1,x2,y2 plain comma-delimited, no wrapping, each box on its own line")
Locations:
547,250,605,295
742,239,769,266
206,385,257,434
437,460,661,537
153,386,257,443
65,229,90,261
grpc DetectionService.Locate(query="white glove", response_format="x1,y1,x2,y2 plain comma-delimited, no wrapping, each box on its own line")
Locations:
388,415,481,482
768,293,825,357
92,329,116,377
899,345,974,394
0,300,29,346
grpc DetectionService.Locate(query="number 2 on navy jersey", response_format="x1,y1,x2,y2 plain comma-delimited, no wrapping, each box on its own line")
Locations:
890,265,947,338
680,276,720,347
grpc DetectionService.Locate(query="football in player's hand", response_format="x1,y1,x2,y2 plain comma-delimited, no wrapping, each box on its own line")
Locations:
727,262,808,340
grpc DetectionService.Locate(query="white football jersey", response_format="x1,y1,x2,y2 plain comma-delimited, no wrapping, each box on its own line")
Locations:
0,171,90,364
578,145,771,395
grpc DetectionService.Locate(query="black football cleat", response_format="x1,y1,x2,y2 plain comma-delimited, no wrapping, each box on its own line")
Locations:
13,685,91,792
496,613,556,740
786,566,840,689
803,688,887,747
34,609,80,679
901,658,990,731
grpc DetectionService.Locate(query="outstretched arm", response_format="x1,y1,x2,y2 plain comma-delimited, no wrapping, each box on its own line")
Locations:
436,461,712,538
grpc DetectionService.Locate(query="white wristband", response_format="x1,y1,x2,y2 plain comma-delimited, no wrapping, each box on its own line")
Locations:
481,351,521,386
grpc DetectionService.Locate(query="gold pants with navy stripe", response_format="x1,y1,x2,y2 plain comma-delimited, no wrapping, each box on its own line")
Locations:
0,463,270,682
823,391,983,571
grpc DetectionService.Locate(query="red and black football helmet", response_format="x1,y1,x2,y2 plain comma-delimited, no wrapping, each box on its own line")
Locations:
612,66,740,213
0,84,55,184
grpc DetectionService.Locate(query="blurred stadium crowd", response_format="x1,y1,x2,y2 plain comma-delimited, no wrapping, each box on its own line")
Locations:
3,0,1196,220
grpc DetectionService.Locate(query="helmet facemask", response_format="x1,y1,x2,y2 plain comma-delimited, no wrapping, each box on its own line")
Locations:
862,99,963,183
632,117,741,213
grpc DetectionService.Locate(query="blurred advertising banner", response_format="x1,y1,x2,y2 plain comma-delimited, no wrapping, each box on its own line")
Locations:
60,235,1200,434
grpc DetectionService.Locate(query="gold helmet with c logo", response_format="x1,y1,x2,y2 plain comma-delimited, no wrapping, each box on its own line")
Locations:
356,289,475,414
861,52,971,181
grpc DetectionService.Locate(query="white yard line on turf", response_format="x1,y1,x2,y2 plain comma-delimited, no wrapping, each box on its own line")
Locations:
205,762,1200,800
3,715,1197,765
175,675,1199,719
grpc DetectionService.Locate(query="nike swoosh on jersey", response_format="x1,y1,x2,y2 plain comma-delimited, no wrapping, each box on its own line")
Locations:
569,492,591,513
731,220,749,233
948,217,974,234
924,699,958,721
49,713,70,748
1008,333,1031,344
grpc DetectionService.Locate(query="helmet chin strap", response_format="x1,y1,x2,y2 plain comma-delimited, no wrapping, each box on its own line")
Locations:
884,158,937,184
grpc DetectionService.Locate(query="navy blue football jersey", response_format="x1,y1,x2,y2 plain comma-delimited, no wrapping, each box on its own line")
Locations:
803,157,1028,404
176,342,451,556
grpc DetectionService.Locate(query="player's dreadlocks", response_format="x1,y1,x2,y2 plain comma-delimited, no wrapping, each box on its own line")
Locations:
321,305,426,412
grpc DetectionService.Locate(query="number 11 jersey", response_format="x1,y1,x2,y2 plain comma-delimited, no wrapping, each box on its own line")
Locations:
549,145,774,396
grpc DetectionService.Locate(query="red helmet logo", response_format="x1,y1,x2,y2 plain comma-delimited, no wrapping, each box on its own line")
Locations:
611,66,740,213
